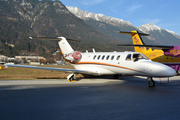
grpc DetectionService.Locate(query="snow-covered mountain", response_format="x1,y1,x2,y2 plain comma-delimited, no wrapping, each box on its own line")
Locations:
138,23,180,45
138,23,180,39
67,6,134,27
67,6,180,45
67,6,142,44
165,29,180,39
138,23,162,32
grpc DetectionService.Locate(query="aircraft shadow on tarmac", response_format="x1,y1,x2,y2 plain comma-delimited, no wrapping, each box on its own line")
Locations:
76,75,180,88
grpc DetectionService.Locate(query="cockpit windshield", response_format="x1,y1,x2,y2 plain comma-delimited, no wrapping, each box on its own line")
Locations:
133,53,149,62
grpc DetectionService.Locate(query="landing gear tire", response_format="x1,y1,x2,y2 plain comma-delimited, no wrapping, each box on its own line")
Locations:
147,77,155,88
148,80,155,87
69,77,73,82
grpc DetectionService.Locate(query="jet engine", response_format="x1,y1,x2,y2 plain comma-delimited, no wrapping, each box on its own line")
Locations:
72,51,82,60
64,51,82,62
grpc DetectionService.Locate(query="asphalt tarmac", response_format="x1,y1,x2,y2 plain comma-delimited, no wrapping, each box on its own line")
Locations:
0,76,180,120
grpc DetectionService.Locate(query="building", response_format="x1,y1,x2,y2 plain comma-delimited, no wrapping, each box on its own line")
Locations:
15,56,46,61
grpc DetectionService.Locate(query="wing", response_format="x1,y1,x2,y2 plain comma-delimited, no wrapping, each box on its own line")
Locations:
5,64,91,74
117,44,174,49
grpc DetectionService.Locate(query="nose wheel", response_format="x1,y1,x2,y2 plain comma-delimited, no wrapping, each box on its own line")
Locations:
147,77,155,87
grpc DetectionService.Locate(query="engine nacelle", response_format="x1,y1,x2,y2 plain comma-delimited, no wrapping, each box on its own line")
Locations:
64,51,82,62
72,51,82,60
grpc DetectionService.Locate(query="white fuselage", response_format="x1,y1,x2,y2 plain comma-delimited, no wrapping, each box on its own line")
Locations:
57,37,176,78
69,51,176,77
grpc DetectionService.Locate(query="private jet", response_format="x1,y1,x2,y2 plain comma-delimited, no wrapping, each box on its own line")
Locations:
5,37,176,87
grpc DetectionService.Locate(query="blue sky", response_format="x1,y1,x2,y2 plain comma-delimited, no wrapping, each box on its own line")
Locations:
59,0,180,35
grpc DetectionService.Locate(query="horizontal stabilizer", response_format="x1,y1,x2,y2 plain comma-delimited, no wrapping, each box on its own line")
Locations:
117,44,174,49
29,37,81,42
118,31,150,36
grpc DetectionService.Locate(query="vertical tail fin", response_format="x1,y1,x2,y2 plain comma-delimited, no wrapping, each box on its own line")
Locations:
118,31,149,53
58,37,74,55
58,37,82,62
29,36,82,61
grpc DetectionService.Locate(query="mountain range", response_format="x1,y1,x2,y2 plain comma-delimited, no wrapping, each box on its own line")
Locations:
0,0,180,59
67,7,180,45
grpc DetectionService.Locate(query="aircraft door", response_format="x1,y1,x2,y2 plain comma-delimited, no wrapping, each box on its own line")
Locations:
117,55,120,64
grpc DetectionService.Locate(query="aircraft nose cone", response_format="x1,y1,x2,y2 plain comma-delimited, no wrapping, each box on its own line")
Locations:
151,63,176,77
164,67,176,77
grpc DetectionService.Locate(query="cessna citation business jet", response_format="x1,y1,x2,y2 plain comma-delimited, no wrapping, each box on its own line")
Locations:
5,37,176,87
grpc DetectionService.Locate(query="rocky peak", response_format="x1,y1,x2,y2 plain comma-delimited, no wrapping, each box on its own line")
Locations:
165,29,180,39
5,0,71,27
53,1,70,14
138,23,162,33
67,6,134,27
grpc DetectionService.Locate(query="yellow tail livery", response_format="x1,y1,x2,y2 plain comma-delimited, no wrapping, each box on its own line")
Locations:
118,31,165,61
118,30,180,72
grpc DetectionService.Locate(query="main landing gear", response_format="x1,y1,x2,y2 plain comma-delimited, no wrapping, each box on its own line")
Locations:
147,77,155,87
113,74,119,79
67,73,76,82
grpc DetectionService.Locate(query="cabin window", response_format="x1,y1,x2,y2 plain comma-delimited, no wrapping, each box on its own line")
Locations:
176,57,179,59
102,55,105,60
111,56,114,60
116,55,120,60
133,53,149,62
166,57,168,59
97,55,101,60
126,54,131,61
106,55,110,60
171,57,173,60
133,54,139,61
142,54,149,60
93,55,96,59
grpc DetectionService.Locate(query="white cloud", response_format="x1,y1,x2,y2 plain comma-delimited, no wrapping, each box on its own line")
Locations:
127,4,143,13
82,0,106,6
159,4,168,10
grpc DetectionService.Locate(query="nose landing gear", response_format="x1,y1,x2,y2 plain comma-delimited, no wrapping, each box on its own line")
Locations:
147,77,155,87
